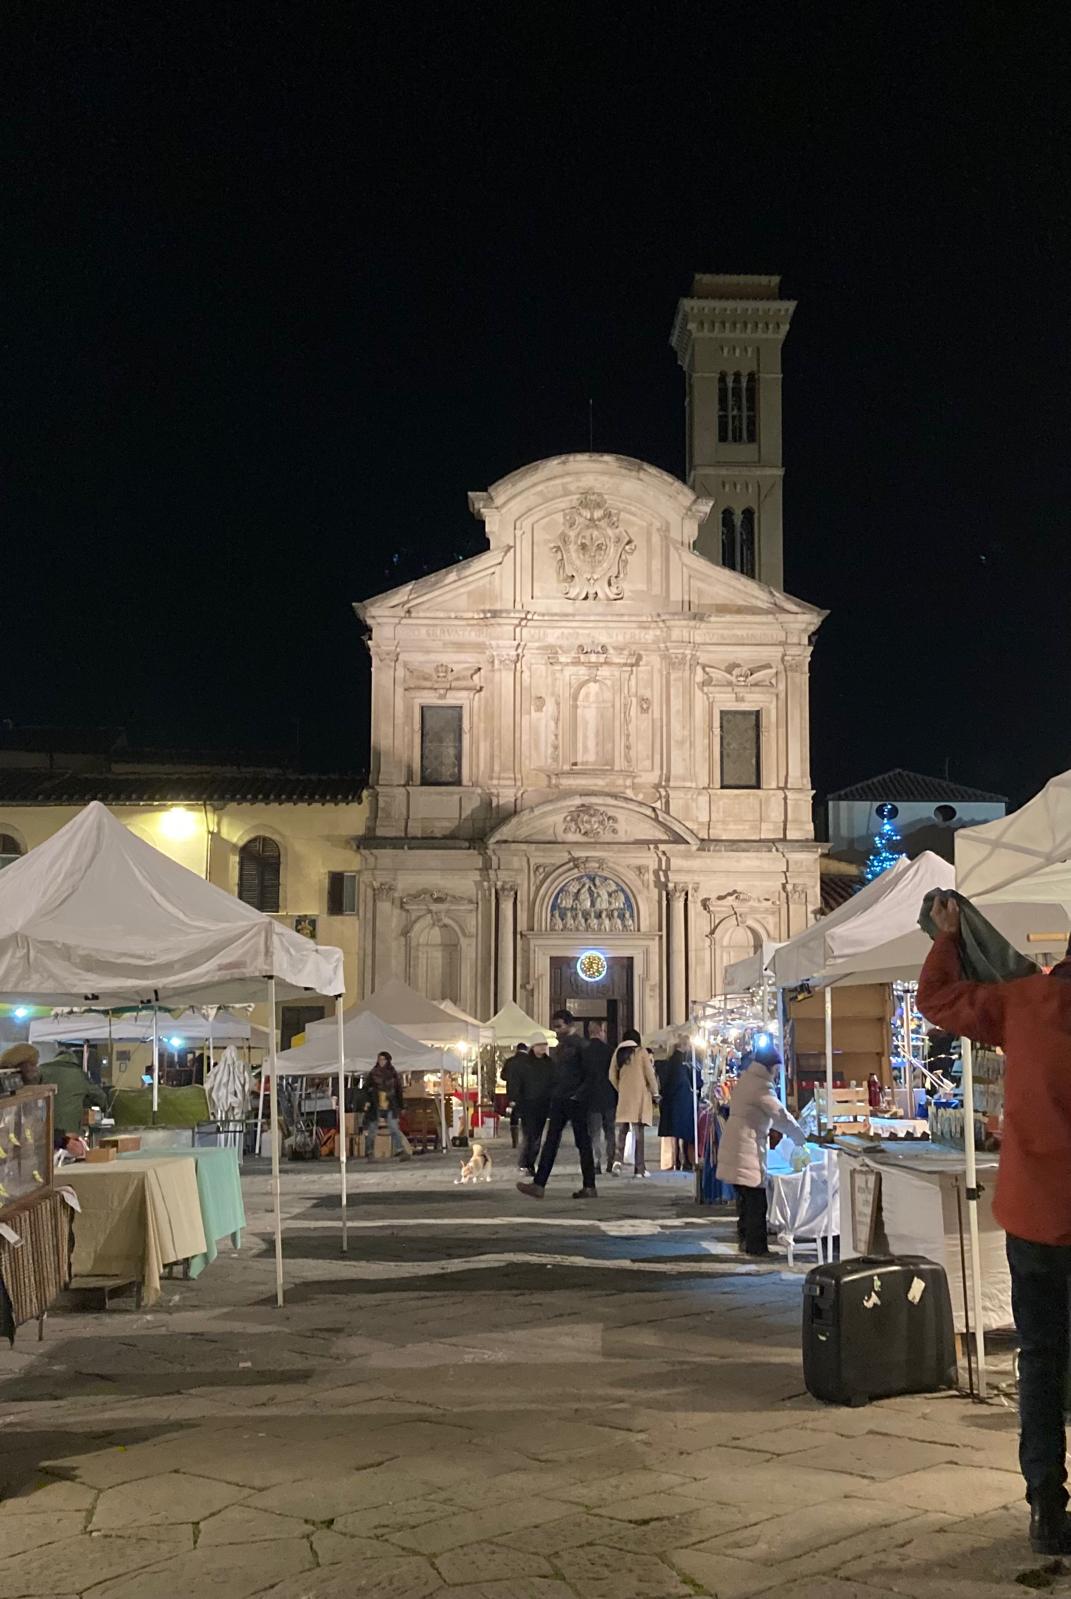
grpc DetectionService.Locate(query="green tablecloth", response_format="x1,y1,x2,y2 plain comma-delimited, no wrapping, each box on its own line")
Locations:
120,1147,244,1278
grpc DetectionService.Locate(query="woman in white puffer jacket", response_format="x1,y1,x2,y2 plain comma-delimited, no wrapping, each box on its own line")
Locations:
716,1041,805,1256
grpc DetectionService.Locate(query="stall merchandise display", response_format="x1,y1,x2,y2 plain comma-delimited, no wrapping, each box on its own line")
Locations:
0,1084,72,1343
0,1086,53,1205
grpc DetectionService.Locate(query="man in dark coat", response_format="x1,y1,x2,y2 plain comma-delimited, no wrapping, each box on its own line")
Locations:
518,1009,597,1199
584,1021,616,1176
502,1042,528,1150
514,1037,553,1176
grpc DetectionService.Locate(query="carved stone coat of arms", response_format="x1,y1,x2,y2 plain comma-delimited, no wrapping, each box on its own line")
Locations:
550,492,636,601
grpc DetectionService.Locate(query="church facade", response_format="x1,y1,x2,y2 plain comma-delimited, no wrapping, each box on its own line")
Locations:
354,276,825,1040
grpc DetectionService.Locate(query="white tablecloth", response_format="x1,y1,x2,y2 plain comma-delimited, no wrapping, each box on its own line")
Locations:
766,1143,839,1248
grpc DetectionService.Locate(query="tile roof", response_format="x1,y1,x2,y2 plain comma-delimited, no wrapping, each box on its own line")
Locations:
0,770,365,807
827,768,1006,804
820,872,861,913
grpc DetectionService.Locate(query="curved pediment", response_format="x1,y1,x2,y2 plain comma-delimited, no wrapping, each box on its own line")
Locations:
486,794,700,848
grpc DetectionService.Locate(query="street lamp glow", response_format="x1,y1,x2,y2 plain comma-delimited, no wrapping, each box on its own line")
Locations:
160,806,197,841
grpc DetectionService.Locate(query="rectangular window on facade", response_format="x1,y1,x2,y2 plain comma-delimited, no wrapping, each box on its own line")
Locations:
420,704,463,785
327,871,358,915
720,709,761,789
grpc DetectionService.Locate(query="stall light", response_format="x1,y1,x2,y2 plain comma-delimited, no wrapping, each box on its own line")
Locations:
168,1036,184,1050
13,1006,29,1020
753,1031,772,1050
159,806,197,841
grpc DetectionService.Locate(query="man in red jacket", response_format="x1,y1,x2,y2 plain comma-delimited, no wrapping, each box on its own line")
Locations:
918,894,1071,1556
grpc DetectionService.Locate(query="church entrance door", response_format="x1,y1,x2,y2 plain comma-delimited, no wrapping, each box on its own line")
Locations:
549,955,634,1049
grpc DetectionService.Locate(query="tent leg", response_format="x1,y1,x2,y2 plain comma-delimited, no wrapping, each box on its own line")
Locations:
336,997,348,1254
256,1070,266,1156
152,1008,159,1125
439,1072,447,1152
960,1037,988,1399
823,986,834,1137
268,979,284,1308
689,1014,700,1204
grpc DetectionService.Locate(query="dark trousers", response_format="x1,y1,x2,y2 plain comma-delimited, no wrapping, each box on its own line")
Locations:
519,1110,547,1173
1007,1234,1071,1508
589,1104,616,1171
534,1098,596,1190
509,1104,520,1148
736,1184,769,1255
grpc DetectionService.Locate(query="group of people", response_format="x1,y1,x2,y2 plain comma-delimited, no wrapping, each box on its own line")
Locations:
502,1010,700,1200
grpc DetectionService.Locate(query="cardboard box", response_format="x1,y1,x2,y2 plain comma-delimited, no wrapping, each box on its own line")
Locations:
374,1130,392,1161
85,1147,118,1163
100,1135,141,1153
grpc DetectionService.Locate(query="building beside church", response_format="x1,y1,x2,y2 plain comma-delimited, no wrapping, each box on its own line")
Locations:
355,275,826,1040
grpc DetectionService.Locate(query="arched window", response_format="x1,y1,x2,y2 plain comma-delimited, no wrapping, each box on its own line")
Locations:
738,507,756,579
717,371,757,444
418,921,461,1005
573,678,613,768
0,833,23,871
238,835,281,912
721,508,737,569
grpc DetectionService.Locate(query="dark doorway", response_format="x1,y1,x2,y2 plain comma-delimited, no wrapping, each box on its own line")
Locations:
549,955,634,1049
280,1003,326,1050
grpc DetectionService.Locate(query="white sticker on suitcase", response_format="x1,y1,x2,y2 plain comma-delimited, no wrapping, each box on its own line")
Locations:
862,1275,882,1309
907,1275,927,1305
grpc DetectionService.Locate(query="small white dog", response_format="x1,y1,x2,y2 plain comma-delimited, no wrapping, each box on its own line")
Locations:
455,1142,493,1184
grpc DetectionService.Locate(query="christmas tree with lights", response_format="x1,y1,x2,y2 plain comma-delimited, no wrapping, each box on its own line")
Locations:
863,802,904,882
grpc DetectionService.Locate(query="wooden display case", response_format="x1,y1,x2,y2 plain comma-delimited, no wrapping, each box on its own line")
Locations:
0,1085,55,1219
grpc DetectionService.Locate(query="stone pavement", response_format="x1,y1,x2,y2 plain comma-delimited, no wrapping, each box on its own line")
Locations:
0,1139,1062,1598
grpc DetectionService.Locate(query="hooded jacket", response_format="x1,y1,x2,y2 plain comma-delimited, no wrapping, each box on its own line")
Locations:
715,1060,805,1188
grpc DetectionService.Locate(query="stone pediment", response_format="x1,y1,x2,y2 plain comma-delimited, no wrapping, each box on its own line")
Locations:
486,794,700,848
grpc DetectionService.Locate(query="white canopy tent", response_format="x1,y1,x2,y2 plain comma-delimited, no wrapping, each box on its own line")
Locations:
956,768,1071,902
307,976,480,1046
437,998,493,1046
722,940,784,996
29,1006,269,1050
486,999,555,1048
486,1000,555,1048
0,802,345,1305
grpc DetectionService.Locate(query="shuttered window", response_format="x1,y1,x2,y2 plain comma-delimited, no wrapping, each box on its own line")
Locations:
238,835,281,911
0,833,23,870
327,871,358,915
420,705,463,786
720,710,761,789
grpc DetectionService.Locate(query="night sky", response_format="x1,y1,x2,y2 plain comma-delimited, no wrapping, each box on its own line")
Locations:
7,4,1070,804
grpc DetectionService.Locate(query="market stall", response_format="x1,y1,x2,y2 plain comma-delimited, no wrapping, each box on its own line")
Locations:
0,801,345,1307
0,1079,74,1344
62,1153,207,1306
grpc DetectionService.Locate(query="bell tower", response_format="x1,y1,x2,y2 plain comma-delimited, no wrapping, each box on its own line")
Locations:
670,273,795,591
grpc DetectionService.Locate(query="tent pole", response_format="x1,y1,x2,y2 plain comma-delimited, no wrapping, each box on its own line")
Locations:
256,1069,266,1156
439,1065,447,1152
151,1007,159,1125
823,985,834,1138
336,996,348,1254
960,1036,988,1399
776,986,788,1107
207,1012,215,1080
268,978,284,1308
689,1015,700,1203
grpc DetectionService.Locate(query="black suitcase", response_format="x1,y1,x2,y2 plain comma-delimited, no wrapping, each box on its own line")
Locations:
802,1255,957,1406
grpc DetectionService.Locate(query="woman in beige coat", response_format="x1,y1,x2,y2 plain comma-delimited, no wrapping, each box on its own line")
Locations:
609,1031,660,1177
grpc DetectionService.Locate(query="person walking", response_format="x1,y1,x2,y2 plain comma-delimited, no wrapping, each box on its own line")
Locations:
517,1009,598,1199
918,894,1071,1556
514,1036,553,1176
584,1021,616,1176
362,1051,411,1160
502,1041,528,1150
657,1037,697,1171
715,1038,804,1256
609,1030,659,1178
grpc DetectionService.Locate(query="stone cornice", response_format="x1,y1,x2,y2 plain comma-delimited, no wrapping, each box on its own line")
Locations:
670,298,796,364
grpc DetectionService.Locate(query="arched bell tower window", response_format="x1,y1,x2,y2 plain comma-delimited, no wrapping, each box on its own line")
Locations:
717,371,757,444
720,506,757,577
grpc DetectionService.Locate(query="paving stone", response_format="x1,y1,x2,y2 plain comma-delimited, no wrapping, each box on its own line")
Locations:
261,1553,442,1598
551,1468,694,1508
90,1535,314,1598
197,1504,314,1543
248,1469,441,1521
0,1475,96,1513
670,1548,781,1598
782,1433,962,1481
434,1541,555,1584
508,1512,621,1552
312,1528,401,1563
91,1470,249,1528
335,1496,457,1536
873,1463,1023,1515
0,1510,85,1557
555,1543,694,1597
439,1584,576,1599
391,1496,571,1555
707,1495,905,1565
0,1532,177,1597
